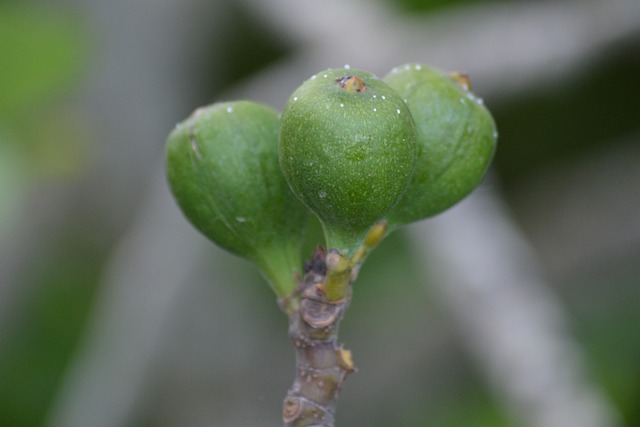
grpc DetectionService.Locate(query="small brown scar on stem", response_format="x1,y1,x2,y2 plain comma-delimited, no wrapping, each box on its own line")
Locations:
282,397,303,423
335,75,366,93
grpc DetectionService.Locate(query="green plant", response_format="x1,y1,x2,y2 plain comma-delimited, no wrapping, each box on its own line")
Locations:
166,64,497,426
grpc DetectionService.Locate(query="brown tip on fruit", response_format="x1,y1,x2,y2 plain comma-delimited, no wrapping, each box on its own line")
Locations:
449,72,472,91
335,75,366,93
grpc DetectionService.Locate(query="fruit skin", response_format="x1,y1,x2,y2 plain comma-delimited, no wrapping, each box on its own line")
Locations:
279,68,417,256
384,64,497,228
166,101,307,296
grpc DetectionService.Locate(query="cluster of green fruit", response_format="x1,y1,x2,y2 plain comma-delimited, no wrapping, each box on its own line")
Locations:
166,64,497,300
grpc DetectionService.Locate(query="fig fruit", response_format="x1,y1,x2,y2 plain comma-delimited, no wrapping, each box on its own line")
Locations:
279,69,417,256
384,64,497,228
166,101,307,296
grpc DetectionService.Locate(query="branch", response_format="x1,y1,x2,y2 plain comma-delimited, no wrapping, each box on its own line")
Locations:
411,186,622,427
280,247,356,427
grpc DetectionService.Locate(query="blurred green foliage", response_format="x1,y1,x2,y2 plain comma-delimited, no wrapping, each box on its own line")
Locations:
0,4,93,427
564,269,640,426
0,3,88,236
492,46,640,188
0,134,26,236
0,4,85,118
199,2,290,104
386,0,511,14
403,384,513,427
0,238,104,427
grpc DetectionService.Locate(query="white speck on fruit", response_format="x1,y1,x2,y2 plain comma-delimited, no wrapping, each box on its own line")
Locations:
340,103,344,108
226,106,233,113
311,75,317,80
323,74,328,78
381,95,386,100
293,96,298,101
373,108,377,112
373,95,377,99
319,190,327,199
235,216,247,223
397,109,401,114
415,64,422,70
344,64,351,70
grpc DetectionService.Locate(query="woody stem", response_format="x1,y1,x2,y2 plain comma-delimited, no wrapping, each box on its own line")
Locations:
280,247,356,427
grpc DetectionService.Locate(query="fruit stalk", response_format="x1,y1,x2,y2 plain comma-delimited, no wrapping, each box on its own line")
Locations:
280,247,356,427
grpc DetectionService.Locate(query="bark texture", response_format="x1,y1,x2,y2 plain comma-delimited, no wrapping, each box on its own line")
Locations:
280,247,356,427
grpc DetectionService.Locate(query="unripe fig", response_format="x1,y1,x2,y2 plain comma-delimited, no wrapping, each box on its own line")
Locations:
384,64,497,228
166,101,307,296
279,69,417,256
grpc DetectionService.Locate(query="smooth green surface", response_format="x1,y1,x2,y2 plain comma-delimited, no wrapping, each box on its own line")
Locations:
384,64,497,228
280,68,417,255
166,101,307,295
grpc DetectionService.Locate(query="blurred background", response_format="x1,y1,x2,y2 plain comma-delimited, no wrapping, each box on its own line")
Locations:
1,0,639,426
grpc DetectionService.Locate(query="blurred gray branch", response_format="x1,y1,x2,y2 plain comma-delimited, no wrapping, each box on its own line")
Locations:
414,186,622,427
46,166,205,427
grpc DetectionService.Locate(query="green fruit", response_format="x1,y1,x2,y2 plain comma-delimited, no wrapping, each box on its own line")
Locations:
384,64,497,228
166,101,307,296
279,68,417,256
